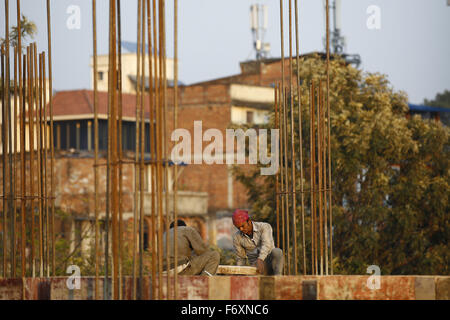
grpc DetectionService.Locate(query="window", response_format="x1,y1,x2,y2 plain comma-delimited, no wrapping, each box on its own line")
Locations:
246,111,254,124
98,71,104,81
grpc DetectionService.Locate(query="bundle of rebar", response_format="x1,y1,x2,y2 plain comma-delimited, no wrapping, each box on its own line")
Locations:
274,0,333,276
91,0,179,300
0,0,56,283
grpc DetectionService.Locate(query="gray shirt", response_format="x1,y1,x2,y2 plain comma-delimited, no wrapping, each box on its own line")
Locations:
163,226,207,269
232,221,275,265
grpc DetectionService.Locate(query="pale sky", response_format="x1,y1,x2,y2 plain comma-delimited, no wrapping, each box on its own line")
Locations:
1,0,449,104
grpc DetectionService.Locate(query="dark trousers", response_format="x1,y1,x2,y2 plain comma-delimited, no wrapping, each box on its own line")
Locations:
263,248,284,275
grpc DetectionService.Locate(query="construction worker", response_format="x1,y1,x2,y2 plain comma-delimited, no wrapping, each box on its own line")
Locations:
163,219,220,276
232,209,284,275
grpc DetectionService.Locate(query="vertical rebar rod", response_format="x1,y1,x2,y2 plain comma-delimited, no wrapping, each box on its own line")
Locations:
318,80,323,276
274,83,279,249
13,45,18,279
278,83,286,275
45,0,55,277
4,0,11,278
146,0,157,300
110,0,119,300
16,0,25,279
283,86,290,275
104,0,113,299
133,0,142,300
322,80,329,276
149,0,158,300
288,0,298,275
1,44,5,279
294,0,306,275
20,50,26,278
325,0,333,276
139,0,146,300
27,45,35,278
42,51,50,278
34,44,43,278
156,0,164,299
172,0,178,300
313,84,318,275
116,0,124,300
161,0,171,300
309,82,314,275
91,0,100,300
13,45,20,278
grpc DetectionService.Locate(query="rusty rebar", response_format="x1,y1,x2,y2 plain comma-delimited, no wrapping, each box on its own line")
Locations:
20,48,27,279
278,83,286,275
132,0,141,300
13,45,18,279
91,0,100,300
161,0,172,300
104,0,113,299
46,0,55,277
155,0,164,300
116,0,124,300
139,0,146,300
34,43,43,278
27,44,35,278
294,0,306,275
309,82,314,274
1,43,5,279
3,0,11,278
326,0,333,276
147,0,157,300
172,0,178,300
288,0,298,275
274,83,280,249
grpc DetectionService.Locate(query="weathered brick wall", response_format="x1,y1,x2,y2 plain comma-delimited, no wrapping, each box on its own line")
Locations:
1,275,449,300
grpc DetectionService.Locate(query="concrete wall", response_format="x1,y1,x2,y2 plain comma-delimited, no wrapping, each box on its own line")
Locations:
1,275,448,300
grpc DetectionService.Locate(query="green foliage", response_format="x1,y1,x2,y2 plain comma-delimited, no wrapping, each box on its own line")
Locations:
0,14,37,48
424,90,450,108
210,245,237,265
234,54,449,275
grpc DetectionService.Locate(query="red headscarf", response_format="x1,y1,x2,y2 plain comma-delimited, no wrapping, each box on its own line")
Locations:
232,209,249,226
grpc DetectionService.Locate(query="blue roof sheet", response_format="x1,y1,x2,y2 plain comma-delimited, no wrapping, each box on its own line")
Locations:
408,104,450,113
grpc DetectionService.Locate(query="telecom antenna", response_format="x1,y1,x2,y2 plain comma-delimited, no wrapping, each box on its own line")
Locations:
323,0,361,67
250,3,270,60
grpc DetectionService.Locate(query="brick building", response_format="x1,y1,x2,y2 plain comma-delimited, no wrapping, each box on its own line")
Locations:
48,53,295,253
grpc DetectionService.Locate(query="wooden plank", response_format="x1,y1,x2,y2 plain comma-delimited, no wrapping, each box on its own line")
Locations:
217,265,258,275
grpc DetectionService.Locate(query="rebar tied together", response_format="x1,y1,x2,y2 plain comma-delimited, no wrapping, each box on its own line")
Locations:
0,0,180,300
0,0,55,282
274,0,334,276
91,0,179,300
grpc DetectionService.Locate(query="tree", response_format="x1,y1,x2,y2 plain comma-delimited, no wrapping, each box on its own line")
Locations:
424,89,450,126
234,54,449,275
424,90,450,108
0,14,37,48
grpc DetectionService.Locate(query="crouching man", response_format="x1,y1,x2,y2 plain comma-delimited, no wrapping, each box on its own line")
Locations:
163,219,220,276
232,209,284,275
